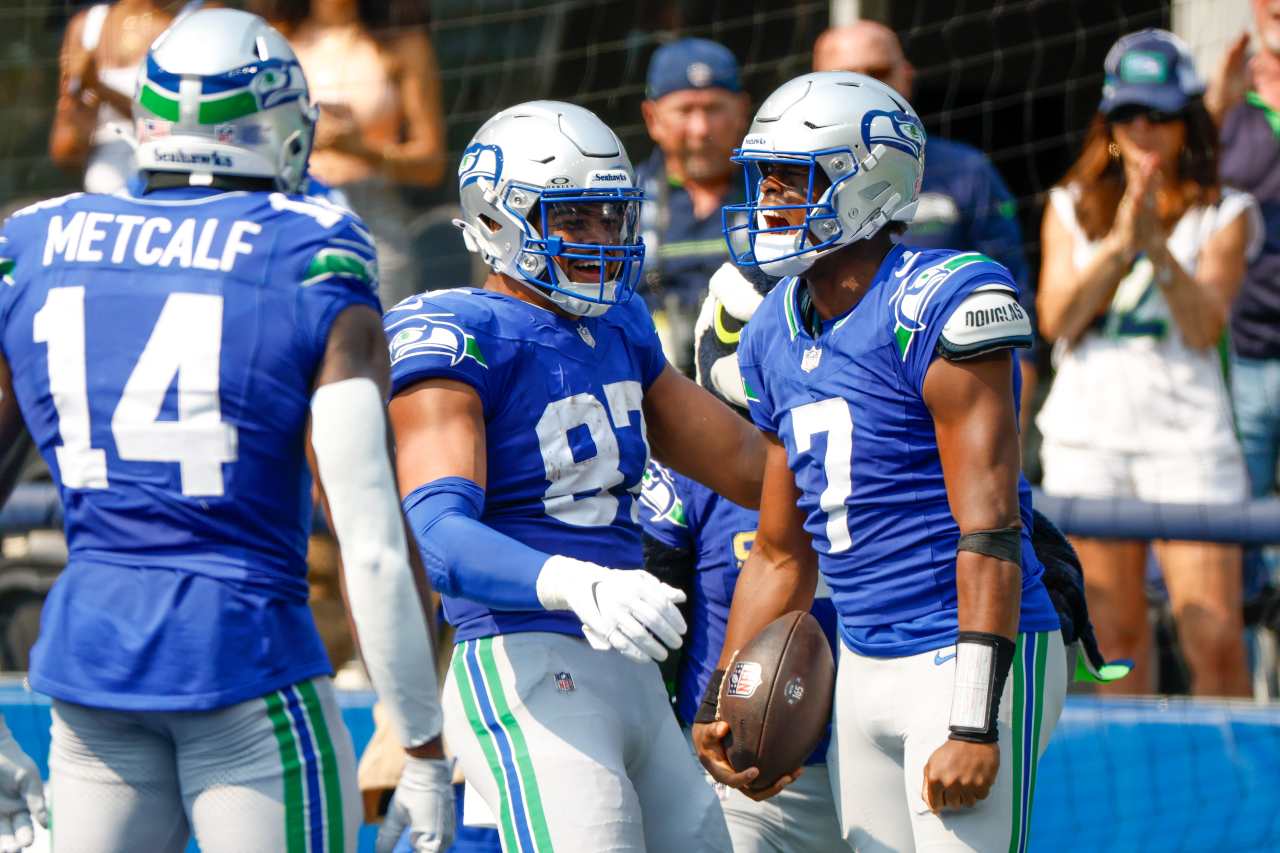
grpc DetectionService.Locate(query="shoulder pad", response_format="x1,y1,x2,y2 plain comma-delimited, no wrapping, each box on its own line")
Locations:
938,286,1032,361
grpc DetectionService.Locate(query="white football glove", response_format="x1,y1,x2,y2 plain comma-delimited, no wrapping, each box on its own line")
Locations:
537,556,687,664
374,756,454,853
0,720,45,853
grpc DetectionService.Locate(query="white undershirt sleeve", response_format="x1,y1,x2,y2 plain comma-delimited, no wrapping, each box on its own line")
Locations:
310,377,442,748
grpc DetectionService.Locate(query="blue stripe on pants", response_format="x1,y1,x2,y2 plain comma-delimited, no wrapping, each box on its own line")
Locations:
284,685,325,853
464,640,536,853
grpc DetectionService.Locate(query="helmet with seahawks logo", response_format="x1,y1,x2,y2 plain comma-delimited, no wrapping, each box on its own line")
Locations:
133,8,316,192
723,72,926,277
452,101,645,318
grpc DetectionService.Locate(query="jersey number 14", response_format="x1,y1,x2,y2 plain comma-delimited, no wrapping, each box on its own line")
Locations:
34,286,237,496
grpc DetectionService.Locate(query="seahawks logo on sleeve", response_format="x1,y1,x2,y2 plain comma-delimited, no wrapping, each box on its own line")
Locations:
889,251,1005,361
386,310,488,369
639,462,687,528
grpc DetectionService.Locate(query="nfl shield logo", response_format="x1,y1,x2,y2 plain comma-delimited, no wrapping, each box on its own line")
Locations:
577,325,595,348
554,671,575,693
801,346,822,372
725,661,763,699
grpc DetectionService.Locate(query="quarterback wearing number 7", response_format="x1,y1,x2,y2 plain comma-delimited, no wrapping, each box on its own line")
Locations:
383,101,762,852
692,72,1070,853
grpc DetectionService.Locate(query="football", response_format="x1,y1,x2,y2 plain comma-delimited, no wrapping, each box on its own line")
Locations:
717,610,835,790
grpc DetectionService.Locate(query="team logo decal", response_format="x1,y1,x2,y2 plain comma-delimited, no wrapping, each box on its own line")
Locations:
888,251,994,360
861,109,925,160
458,143,503,189
387,313,488,369
639,463,687,527
784,676,805,705
725,661,763,699
554,671,576,693
249,63,305,110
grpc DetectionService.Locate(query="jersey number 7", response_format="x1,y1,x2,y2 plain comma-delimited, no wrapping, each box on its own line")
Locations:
34,286,238,496
791,397,853,553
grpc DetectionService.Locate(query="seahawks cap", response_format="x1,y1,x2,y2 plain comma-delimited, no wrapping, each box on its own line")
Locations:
1099,28,1204,116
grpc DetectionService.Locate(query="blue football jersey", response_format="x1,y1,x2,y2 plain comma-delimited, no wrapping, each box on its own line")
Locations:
736,245,1059,658
640,460,838,764
0,186,380,710
385,288,667,643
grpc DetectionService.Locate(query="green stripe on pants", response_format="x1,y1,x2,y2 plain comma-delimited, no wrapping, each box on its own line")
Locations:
264,690,307,853
1007,634,1027,853
1025,634,1049,845
452,645,521,851
296,679,345,853
476,637,555,853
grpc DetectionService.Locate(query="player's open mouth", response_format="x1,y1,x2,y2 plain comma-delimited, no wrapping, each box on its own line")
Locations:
763,213,800,232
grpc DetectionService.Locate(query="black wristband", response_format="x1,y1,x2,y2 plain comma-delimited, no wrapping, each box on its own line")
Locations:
694,669,725,724
947,632,1016,744
956,527,1023,567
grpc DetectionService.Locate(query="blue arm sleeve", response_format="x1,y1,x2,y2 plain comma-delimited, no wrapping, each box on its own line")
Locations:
402,476,552,611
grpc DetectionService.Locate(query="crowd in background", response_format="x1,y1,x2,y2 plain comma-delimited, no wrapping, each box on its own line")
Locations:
6,0,1280,704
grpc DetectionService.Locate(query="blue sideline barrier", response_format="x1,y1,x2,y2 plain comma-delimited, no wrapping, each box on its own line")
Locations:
1,684,1277,851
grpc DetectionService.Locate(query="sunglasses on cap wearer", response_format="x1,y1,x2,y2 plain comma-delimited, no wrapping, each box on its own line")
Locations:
1107,104,1184,125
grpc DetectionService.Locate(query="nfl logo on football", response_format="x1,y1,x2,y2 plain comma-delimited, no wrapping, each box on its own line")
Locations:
726,660,763,699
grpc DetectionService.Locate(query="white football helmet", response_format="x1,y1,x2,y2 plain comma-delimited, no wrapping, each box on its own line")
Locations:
723,72,926,277
133,8,316,192
453,101,644,318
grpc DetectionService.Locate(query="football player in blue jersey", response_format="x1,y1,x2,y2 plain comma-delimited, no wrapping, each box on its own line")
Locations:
0,10,451,853
692,72,1068,853
384,101,766,852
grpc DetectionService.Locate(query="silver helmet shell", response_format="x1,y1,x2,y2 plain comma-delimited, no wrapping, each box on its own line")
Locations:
723,72,926,277
453,101,644,318
133,8,316,192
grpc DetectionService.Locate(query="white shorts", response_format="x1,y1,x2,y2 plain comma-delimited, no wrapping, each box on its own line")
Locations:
708,759,844,853
48,676,360,853
443,632,731,853
1041,442,1248,505
829,631,1066,853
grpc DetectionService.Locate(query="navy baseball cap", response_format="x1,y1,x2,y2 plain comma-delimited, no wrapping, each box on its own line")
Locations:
646,38,742,100
1100,28,1204,116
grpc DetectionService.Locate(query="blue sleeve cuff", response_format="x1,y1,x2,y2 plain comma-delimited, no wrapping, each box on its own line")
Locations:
402,477,550,611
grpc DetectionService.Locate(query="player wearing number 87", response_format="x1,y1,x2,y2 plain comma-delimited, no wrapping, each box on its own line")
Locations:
693,72,1069,853
0,9,454,853
385,101,764,852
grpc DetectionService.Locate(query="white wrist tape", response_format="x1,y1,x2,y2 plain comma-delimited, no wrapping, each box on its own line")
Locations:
311,378,442,748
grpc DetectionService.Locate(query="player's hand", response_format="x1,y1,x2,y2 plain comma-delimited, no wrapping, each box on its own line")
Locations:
0,723,46,852
921,739,1000,813
374,756,455,853
691,720,803,802
539,557,687,664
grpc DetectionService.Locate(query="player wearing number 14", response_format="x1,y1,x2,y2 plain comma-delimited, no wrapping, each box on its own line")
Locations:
0,10,452,853
694,73,1066,852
